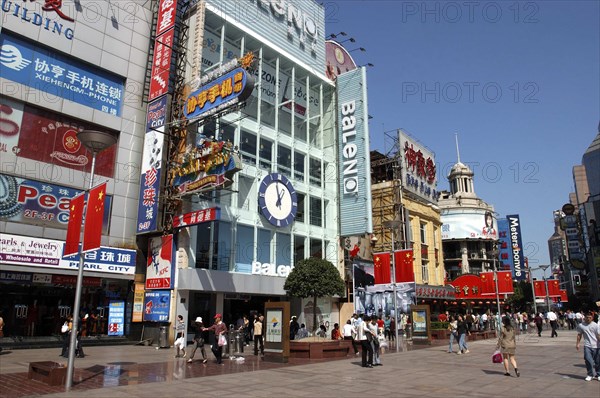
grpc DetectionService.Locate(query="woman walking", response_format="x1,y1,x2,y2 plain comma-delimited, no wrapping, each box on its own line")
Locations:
497,316,519,377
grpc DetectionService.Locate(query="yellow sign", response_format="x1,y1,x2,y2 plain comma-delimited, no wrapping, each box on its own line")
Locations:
132,283,145,323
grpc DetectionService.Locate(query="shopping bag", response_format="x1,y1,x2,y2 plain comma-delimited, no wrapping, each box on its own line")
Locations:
174,336,186,349
218,334,227,347
492,350,502,363
61,322,69,334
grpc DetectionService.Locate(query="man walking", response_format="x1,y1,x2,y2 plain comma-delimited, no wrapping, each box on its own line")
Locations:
547,309,559,338
575,311,600,381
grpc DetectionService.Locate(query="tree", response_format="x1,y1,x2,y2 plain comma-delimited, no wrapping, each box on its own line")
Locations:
283,257,345,333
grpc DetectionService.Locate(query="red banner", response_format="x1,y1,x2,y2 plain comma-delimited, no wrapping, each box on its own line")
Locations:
559,290,568,302
83,182,107,253
533,280,546,297
480,272,495,295
172,207,219,228
64,193,84,257
373,252,391,284
496,271,514,294
394,249,415,283
546,279,561,297
148,28,175,101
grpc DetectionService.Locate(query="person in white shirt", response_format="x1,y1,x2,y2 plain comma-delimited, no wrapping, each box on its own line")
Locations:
575,311,600,381
547,310,558,338
356,315,373,368
343,319,358,355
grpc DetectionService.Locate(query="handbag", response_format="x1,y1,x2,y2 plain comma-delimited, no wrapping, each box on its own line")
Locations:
174,336,185,348
492,350,502,364
218,334,227,347
61,322,69,334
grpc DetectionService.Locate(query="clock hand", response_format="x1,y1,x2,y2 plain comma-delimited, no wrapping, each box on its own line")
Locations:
275,183,283,209
276,188,285,209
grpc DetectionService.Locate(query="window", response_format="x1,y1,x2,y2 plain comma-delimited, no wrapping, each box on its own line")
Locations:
243,95,259,122
309,157,321,187
278,106,292,136
295,192,305,223
310,238,322,258
216,221,231,271
195,223,211,269
294,151,305,181
276,233,291,266
421,261,429,283
294,235,305,263
260,99,275,128
259,138,272,170
257,228,271,264
240,130,256,165
218,123,236,143
309,196,322,227
277,145,292,175
237,175,253,209
420,222,427,245
235,225,254,273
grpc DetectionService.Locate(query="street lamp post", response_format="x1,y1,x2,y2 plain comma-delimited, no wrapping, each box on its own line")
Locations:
529,271,538,316
65,130,117,391
383,220,403,352
539,264,551,312
488,244,502,332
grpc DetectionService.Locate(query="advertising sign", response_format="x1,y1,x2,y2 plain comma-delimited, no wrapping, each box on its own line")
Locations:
398,130,440,203
506,214,526,281
148,28,175,102
265,309,283,343
497,219,515,271
172,207,220,228
0,33,125,116
146,234,175,289
0,173,111,232
108,300,125,336
354,282,416,317
143,290,171,322
337,68,373,237
0,271,32,284
0,96,117,177
441,210,498,240
137,96,167,234
132,283,145,323
0,0,76,41
0,233,136,275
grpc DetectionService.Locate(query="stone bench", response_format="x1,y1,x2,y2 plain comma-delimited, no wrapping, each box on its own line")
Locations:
290,340,351,359
28,361,67,386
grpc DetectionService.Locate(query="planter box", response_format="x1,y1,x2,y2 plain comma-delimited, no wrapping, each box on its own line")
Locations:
290,340,351,359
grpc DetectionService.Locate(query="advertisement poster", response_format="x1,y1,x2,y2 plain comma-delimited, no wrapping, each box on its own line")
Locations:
441,210,498,240
265,309,282,343
301,297,332,332
108,300,125,336
145,234,175,289
143,290,170,322
0,34,125,116
354,282,416,318
0,173,112,232
0,96,117,178
132,283,145,323
412,309,427,333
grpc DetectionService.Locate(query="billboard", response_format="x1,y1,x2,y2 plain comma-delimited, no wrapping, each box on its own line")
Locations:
146,234,175,289
0,96,117,178
325,40,357,81
108,301,125,336
143,290,171,322
506,214,526,281
337,67,373,237
398,130,440,203
441,209,498,240
0,33,125,116
0,173,111,233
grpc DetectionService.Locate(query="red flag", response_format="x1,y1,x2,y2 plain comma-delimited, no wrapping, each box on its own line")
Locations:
373,252,391,284
547,279,561,297
479,272,495,295
394,249,415,283
533,280,546,297
496,271,514,294
83,182,107,253
559,290,568,302
64,193,85,257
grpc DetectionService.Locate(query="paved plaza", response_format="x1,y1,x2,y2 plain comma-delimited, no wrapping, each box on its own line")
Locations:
1,329,598,397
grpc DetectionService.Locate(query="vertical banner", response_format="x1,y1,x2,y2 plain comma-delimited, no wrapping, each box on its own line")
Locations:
506,214,526,281
82,182,107,253
64,193,85,257
108,301,125,336
146,234,175,289
132,283,145,322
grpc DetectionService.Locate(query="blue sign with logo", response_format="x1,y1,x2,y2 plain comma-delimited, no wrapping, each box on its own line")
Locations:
0,33,124,116
108,301,125,336
143,290,171,322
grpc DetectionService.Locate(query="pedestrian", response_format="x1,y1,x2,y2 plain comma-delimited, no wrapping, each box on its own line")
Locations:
60,316,72,358
253,314,264,356
203,313,227,364
497,316,519,377
357,315,373,368
456,314,469,354
447,315,458,353
534,313,544,337
316,324,327,338
290,316,300,340
368,316,382,366
296,323,309,339
342,319,358,355
547,309,558,338
383,315,392,340
187,317,208,364
173,315,186,358
575,311,600,381
331,323,343,340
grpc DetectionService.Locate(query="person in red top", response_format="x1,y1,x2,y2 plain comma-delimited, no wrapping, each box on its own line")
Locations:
203,314,227,365
331,323,343,340
377,316,385,330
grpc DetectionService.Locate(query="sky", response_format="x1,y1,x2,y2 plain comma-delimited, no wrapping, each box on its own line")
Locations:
325,0,600,276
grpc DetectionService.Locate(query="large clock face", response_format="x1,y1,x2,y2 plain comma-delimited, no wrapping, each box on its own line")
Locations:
258,173,297,227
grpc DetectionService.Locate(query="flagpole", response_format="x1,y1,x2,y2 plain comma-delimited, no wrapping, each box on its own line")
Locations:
66,130,117,390
384,219,402,352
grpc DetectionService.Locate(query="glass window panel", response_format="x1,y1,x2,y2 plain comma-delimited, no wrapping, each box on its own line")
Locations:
201,119,217,137
294,151,305,181
278,107,292,136
310,238,322,258
309,196,322,227
216,221,231,271
257,228,271,264
295,117,307,142
295,192,305,223
309,157,322,187
260,100,275,128
235,224,254,273
218,122,236,144
294,235,305,264
195,223,211,269
277,145,292,175
276,233,291,266
243,95,258,122
259,138,272,170
309,116,321,147
237,175,253,210
240,130,256,165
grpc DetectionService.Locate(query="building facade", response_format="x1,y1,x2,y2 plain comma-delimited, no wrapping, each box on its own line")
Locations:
0,0,151,338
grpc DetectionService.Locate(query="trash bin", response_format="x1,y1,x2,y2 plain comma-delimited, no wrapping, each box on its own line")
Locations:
234,331,244,354
159,326,169,348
